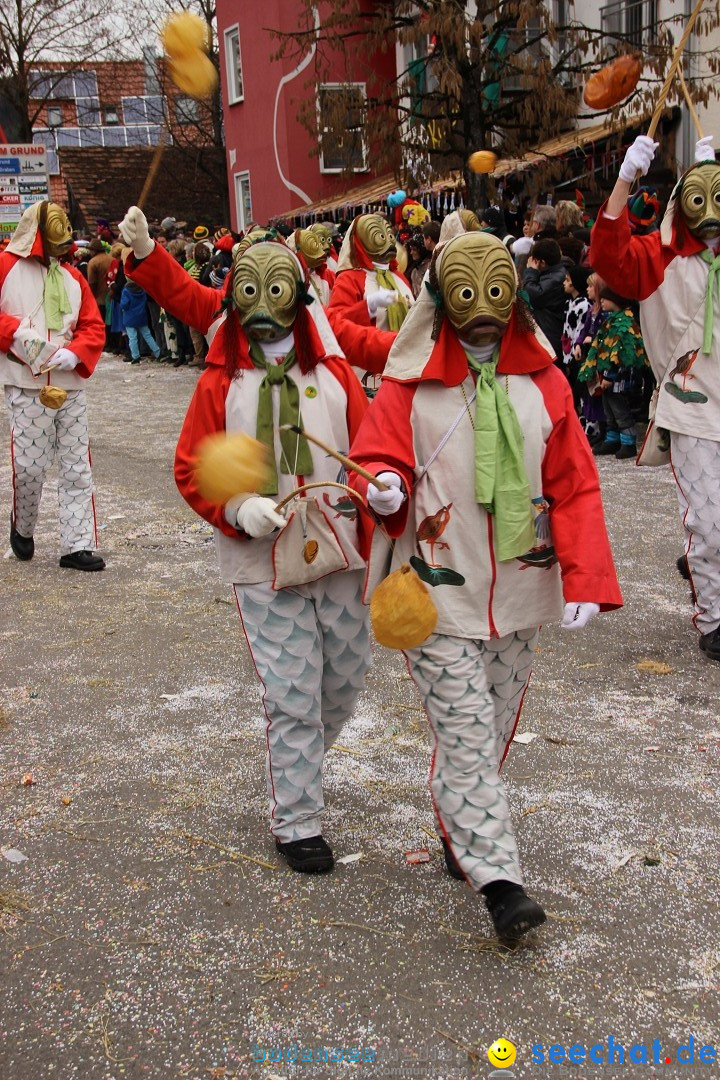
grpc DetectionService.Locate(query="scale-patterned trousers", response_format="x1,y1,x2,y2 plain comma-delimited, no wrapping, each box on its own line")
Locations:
5,386,97,556
671,433,720,635
406,628,539,892
233,571,370,843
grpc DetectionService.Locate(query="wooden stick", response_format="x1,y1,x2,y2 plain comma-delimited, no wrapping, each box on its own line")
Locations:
647,0,705,140
137,141,166,211
275,480,358,513
677,67,704,140
279,424,389,490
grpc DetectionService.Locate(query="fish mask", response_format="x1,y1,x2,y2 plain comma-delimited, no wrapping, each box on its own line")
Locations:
355,213,396,263
679,163,720,239
438,232,516,346
458,208,481,232
295,229,326,269
232,244,303,341
41,202,73,258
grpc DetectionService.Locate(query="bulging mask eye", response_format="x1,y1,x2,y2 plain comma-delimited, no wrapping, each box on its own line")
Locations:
460,286,474,301
691,194,705,207
488,284,503,300
242,282,257,298
269,283,282,297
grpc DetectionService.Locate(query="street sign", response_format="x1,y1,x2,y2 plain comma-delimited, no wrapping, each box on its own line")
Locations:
0,144,49,235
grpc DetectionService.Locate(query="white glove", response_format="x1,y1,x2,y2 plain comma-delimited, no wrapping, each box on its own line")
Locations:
618,135,658,183
561,602,600,631
695,134,715,163
367,288,398,319
236,497,286,537
118,206,155,260
367,472,406,516
49,348,79,372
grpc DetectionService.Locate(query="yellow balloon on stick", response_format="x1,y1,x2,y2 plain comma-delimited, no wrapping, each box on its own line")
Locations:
468,150,498,174
193,433,271,504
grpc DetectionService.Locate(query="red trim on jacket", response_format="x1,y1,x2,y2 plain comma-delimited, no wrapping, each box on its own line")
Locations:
532,365,622,610
590,203,704,302
327,268,398,374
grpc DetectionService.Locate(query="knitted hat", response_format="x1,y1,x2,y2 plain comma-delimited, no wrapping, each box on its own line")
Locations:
627,187,659,232
209,265,230,289
598,281,631,308
193,225,209,241
567,265,592,297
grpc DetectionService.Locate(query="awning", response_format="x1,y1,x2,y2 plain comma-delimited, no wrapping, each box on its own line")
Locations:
285,112,649,219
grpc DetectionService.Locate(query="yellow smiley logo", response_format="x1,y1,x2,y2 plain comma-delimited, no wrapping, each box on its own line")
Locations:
488,1038,517,1069
305,386,318,398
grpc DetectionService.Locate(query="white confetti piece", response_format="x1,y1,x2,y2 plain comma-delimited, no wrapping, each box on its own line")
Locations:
514,731,539,744
2,847,28,864
337,852,364,865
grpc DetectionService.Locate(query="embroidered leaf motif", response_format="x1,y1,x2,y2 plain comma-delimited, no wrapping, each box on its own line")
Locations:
664,384,709,405
409,556,465,588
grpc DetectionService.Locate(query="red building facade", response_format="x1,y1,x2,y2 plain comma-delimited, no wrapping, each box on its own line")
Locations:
216,0,398,228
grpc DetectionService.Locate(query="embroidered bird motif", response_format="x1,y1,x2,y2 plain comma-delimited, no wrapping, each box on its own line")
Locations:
417,504,453,567
668,349,699,391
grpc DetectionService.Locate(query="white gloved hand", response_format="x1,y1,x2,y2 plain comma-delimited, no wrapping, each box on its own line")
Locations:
49,348,79,372
367,288,398,319
618,135,659,183
367,472,406,516
695,134,715,163
561,602,600,631
118,206,155,260
236,497,286,537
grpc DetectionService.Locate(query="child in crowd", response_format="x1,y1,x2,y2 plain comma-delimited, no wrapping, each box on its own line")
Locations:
578,283,649,460
120,277,161,364
573,273,608,445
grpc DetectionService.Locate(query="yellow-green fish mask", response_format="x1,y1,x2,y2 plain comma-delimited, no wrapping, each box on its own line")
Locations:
232,243,304,340
437,232,516,345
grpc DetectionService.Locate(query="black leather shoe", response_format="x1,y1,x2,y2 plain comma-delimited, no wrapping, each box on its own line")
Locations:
615,444,637,460
593,441,621,456
59,550,106,572
483,882,546,939
699,627,720,662
275,835,334,873
441,837,464,880
10,516,34,561
677,554,691,582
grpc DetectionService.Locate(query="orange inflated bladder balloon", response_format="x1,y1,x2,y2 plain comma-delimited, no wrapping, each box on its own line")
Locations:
194,433,270,504
583,54,642,111
468,150,498,174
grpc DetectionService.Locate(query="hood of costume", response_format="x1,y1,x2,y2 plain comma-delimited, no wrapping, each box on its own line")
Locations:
336,214,400,273
7,201,74,263
438,209,481,244
383,232,555,385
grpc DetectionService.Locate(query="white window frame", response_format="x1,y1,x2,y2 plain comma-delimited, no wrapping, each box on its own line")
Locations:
318,82,368,174
234,170,252,231
225,25,244,105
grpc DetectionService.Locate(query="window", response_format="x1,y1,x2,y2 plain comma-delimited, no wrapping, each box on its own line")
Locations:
32,70,98,100
234,171,252,231
33,130,59,175
104,106,120,126
600,0,657,49
122,96,165,125
175,96,200,125
318,83,368,173
47,106,63,128
76,97,101,127
225,25,244,104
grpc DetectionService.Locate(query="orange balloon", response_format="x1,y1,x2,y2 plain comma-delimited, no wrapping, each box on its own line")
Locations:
468,150,498,174
162,12,209,58
583,54,642,110
168,55,218,100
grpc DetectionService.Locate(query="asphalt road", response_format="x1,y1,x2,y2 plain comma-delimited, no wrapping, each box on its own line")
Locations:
1,356,719,1080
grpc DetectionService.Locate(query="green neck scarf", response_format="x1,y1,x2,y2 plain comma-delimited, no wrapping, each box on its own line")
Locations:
249,340,314,495
699,248,720,354
467,350,536,562
43,259,72,332
374,267,408,331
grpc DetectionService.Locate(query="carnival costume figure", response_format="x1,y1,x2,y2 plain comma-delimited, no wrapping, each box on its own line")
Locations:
0,201,106,570
287,228,335,307
349,232,622,937
327,213,414,377
119,206,371,873
591,134,720,661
